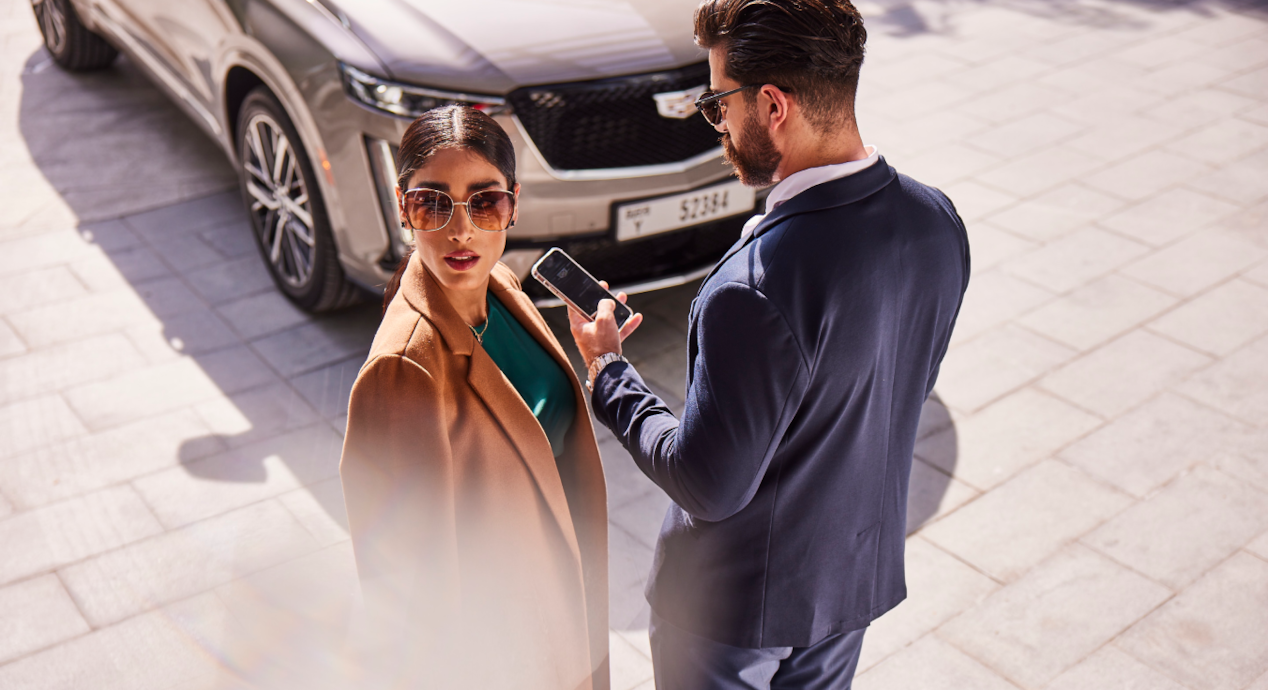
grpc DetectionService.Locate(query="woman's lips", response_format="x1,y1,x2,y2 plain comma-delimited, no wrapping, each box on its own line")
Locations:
443,251,480,272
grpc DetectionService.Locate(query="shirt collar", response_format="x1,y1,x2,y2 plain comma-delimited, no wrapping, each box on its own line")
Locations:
741,145,880,239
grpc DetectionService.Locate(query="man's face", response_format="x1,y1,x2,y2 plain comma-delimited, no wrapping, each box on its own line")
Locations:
707,48,781,187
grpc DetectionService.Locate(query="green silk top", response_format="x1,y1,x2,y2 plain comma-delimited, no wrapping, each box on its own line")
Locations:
480,294,576,458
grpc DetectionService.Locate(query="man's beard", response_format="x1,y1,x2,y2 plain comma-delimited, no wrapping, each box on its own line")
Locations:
721,110,781,188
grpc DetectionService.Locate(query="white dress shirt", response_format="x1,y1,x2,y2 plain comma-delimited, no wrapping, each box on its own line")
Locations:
740,145,881,239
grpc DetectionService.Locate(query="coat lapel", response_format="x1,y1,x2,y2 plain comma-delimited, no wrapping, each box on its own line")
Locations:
401,257,583,567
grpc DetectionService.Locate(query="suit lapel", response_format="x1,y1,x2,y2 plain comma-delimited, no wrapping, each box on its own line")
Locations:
401,258,583,568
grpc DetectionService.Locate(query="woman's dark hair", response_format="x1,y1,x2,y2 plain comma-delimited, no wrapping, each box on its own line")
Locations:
694,0,867,133
382,105,517,314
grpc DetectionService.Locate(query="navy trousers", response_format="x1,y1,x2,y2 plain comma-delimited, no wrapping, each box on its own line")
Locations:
649,611,866,690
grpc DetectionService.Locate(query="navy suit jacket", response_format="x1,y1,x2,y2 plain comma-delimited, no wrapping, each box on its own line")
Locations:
591,159,970,648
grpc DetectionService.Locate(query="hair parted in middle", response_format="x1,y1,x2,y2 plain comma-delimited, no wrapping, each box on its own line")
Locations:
694,0,867,133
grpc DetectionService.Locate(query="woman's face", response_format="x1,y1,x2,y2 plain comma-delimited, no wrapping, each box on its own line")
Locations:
398,147,518,299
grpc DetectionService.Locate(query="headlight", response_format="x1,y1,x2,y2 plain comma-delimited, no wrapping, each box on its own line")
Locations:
338,63,509,118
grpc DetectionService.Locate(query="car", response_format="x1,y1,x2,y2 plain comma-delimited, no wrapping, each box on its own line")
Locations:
31,0,762,311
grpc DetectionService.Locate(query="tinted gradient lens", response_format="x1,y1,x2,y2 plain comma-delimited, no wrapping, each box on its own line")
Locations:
467,190,516,231
403,189,453,231
695,91,721,126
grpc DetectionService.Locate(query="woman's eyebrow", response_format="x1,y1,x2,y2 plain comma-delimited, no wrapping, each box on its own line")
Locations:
468,179,503,191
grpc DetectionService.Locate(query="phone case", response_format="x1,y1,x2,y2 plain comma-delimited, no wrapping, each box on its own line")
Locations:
531,248,632,329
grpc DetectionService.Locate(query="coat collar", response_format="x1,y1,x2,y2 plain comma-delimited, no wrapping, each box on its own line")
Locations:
699,158,899,291
400,254,586,568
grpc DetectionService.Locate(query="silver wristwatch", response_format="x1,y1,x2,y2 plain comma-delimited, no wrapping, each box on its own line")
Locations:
586,352,629,391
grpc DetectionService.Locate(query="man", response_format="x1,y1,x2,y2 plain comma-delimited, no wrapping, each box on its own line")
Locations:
569,0,970,687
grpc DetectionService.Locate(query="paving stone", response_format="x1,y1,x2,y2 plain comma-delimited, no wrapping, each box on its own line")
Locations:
939,544,1170,690
1065,115,1183,163
935,325,1075,413
0,266,89,316
986,183,1124,244
941,55,1050,94
193,344,280,395
1220,63,1268,101
0,592,228,690
0,485,162,587
917,388,1101,491
130,275,207,319
133,424,343,529
857,538,998,673
1084,464,1268,590
124,308,240,362
1176,333,1268,425
1040,330,1212,418
936,179,1018,224
961,223,1036,274
0,394,87,460
1002,227,1149,294
145,233,227,273
868,81,969,122
1086,150,1213,202
609,630,655,690
75,219,143,253
1121,230,1267,298
1099,187,1241,247
58,500,319,627
184,255,275,305
1217,198,1268,251
194,381,319,449
957,81,1075,125
1187,148,1268,205
609,483,671,552
1168,118,1268,166
277,478,350,548
123,190,249,241
197,219,257,259
1117,552,1268,690
607,523,654,630
599,432,661,513
1114,34,1211,69
1142,88,1260,129
0,333,148,406
1137,61,1238,98
923,460,1130,583
947,270,1054,346
1045,646,1187,690
1149,279,1268,356
1248,530,1268,561
288,356,365,420
0,409,223,510
906,456,979,536
251,320,373,380
7,289,159,348
1081,386,1250,493
63,358,223,431
974,145,1103,198
0,574,90,665
0,318,25,357
0,229,102,277
855,635,1018,690
1247,260,1268,289
1050,84,1163,126
68,245,171,292
214,290,312,341
1243,103,1268,127
966,112,1085,158
1017,274,1177,350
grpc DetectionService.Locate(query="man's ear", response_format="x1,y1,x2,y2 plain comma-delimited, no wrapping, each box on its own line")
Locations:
760,84,791,133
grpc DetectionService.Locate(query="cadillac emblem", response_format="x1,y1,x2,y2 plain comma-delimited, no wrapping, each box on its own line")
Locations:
653,85,708,119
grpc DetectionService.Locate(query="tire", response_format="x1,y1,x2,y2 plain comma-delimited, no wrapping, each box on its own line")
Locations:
31,0,117,71
236,87,360,312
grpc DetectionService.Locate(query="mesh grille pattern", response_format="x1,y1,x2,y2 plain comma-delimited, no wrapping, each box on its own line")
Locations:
509,63,720,171
521,214,748,301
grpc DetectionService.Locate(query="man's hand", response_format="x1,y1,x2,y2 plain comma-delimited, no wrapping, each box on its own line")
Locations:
568,281,643,368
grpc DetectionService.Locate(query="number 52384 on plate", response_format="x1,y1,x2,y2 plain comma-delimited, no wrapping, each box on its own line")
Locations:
615,178,756,242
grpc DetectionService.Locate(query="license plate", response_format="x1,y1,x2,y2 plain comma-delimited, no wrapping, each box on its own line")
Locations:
615,179,756,242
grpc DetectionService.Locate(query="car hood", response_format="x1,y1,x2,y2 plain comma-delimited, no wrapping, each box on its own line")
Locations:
328,0,706,94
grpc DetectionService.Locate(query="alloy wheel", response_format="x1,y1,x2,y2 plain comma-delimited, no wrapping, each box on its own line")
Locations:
242,113,316,289
32,0,67,55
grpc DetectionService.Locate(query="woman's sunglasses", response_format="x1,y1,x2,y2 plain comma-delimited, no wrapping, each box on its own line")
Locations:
694,84,794,127
400,188,517,232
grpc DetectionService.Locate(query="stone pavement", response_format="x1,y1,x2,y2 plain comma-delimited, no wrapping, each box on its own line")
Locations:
1,0,1267,688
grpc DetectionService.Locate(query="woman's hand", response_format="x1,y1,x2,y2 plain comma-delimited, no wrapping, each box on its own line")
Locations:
567,281,643,368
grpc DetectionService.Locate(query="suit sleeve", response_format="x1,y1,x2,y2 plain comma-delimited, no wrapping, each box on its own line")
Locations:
339,354,458,666
592,283,808,522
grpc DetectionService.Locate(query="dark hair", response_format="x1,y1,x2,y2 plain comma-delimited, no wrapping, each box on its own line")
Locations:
694,0,867,133
382,105,517,314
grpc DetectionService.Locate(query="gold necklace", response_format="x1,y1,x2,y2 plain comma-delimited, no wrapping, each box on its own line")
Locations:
469,317,490,344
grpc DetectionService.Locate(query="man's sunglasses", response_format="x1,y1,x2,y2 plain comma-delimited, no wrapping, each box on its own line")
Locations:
400,188,516,232
694,84,793,126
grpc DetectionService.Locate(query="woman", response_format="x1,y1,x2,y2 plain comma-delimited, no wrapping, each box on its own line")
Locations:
339,106,616,690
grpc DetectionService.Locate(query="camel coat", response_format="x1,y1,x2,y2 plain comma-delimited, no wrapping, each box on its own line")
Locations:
340,255,609,690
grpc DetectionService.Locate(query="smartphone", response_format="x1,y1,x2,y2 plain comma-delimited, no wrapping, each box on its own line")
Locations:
531,248,633,329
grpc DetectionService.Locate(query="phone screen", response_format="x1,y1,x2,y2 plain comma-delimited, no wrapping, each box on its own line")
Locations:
533,250,633,327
